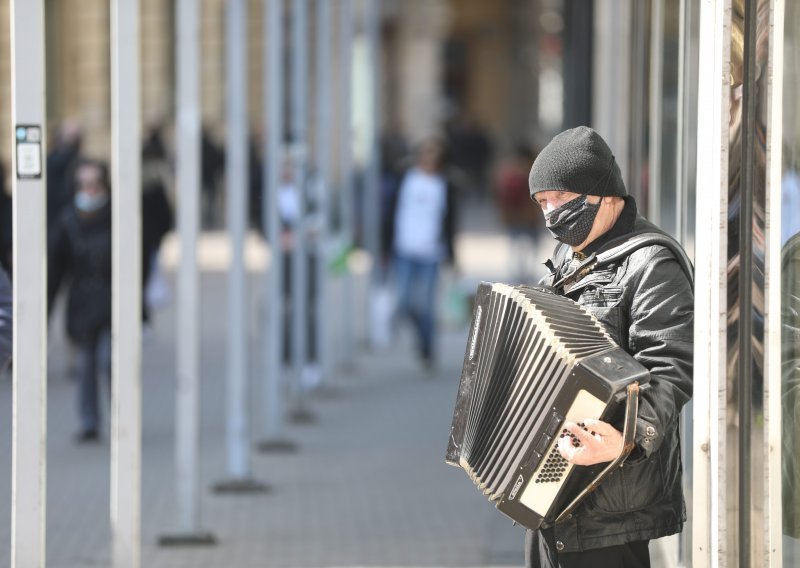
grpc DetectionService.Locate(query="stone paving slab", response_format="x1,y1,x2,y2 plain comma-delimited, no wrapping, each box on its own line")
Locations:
0,268,524,568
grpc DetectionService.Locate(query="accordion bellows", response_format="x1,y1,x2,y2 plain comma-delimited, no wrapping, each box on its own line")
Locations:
446,283,650,530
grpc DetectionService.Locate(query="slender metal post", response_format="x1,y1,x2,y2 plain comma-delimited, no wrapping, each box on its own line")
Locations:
9,1,47,566
691,0,730,565
675,0,699,563
765,2,785,563
364,0,383,347
258,0,297,451
110,1,142,566
676,0,689,246
159,0,217,544
338,0,355,367
313,0,332,389
214,0,268,493
648,0,664,226
287,0,315,422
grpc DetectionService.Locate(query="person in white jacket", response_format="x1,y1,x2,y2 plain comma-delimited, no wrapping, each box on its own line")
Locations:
384,138,458,368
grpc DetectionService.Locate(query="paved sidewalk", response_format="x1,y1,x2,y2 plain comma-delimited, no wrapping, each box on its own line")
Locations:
0,200,548,567
0,270,527,568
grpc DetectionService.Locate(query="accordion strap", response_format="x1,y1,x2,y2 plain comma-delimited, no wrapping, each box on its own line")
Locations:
553,232,694,292
554,382,641,524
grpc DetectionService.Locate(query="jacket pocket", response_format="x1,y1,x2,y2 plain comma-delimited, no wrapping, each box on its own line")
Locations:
588,451,667,513
580,286,623,308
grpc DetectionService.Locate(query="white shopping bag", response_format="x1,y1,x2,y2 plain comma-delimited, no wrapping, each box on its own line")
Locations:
369,285,396,350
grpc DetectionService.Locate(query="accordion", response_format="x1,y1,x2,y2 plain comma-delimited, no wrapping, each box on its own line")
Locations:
445,283,650,530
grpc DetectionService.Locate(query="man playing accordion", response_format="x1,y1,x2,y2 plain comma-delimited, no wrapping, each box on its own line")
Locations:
525,127,693,568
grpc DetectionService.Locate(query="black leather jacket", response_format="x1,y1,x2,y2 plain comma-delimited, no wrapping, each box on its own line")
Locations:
534,209,694,552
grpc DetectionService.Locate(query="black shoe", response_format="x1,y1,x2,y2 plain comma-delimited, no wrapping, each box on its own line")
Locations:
75,429,99,443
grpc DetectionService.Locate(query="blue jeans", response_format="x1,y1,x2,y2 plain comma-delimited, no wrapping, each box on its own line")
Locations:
75,329,111,433
393,254,439,360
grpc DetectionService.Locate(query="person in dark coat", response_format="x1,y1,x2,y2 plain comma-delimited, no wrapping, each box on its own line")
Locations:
47,120,83,231
526,127,693,567
0,161,12,275
48,158,114,442
0,266,11,373
141,127,174,320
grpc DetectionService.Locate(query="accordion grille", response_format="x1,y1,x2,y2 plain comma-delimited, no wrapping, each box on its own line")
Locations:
457,284,616,499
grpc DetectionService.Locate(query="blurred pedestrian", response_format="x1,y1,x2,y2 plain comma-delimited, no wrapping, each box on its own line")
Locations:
201,127,225,229
446,110,493,200
47,120,83,231
248,130,265,232
0,265,11,373
278,157,320,388
0,161,12,275
384,138,458,369
141,127,175,320
48,159,113,442
493,144,546,282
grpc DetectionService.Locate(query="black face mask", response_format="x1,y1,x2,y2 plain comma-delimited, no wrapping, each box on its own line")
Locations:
544,195,600,246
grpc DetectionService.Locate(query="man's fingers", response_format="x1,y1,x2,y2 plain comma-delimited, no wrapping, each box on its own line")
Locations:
564,421,597,445
582,419,619,437
557,433,582,461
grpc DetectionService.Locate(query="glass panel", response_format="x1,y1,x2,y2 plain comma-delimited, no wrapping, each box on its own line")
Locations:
782,1,800,565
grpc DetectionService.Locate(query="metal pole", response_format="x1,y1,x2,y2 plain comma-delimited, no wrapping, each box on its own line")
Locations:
258,0,297,451
9,1,47,566
676,0,688,246
110,1,142,566
214,0,268,493
159,0,216,544
365,0,382,347
339,0,355,367
647,0,664,227
288,0,315,422
314,0,332,389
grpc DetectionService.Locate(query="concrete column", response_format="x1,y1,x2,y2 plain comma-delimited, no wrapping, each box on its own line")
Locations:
73,0,111,159
395,0,449,141
201,0,226,135
141,0,174,127
592,0,631,183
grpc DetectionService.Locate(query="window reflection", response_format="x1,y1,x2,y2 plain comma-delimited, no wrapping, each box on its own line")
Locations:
783,2,800,565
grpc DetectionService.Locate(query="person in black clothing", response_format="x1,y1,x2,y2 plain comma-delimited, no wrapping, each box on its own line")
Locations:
48,159,114,442
526,127,693,567
47,120,83,231
141,127,174,320
0,161,12,275
201,127,225,228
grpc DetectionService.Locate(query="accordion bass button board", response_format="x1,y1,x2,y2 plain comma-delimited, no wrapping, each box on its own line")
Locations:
445,282,650,531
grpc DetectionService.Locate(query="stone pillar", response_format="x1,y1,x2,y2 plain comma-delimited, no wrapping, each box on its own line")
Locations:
248,0,263,130
141,0,174,130
394,0,449,143
201,0,226,138
70,0,111,160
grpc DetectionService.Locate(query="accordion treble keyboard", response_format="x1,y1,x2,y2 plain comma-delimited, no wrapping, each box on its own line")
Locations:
445,283,650,530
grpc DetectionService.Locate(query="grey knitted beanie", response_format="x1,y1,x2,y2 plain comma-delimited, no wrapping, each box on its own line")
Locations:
528,126,627,198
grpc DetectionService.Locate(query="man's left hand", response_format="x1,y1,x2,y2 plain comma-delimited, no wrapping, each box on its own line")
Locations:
557,419,623,466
